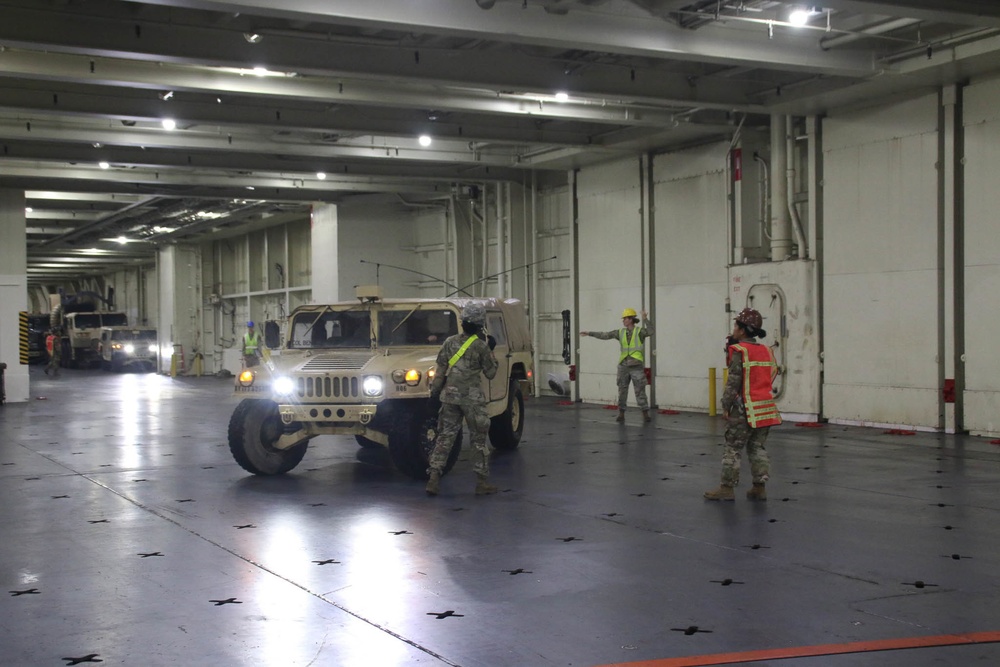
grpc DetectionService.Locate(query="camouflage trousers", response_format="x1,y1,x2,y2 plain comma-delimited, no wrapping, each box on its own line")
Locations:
428,400,492,477
720,417,771,487
616,363,649,410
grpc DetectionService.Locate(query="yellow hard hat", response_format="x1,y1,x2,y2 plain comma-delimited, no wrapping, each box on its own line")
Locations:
621,308,637,319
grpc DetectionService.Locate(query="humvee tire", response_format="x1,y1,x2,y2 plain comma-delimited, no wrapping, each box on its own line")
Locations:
387,405,461,480
489,380,524,451
354,435,382,449
228,398,308,475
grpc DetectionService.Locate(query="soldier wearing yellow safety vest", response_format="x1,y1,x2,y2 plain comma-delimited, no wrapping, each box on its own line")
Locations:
704,307,781,502
242,321,260,368
425,302,499,497
581,307,653,423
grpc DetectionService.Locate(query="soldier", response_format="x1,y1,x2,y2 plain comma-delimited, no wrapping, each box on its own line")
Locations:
704,308,782,501
242,321,260,368
581,307,653,423
425,302,499,496
44,328,61,377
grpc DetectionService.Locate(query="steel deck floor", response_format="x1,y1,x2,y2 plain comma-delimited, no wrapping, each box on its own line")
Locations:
2,368,999,667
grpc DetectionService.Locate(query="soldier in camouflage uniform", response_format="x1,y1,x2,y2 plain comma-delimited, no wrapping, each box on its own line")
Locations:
425,302,499,496
581,307,653,423
705,308,781,502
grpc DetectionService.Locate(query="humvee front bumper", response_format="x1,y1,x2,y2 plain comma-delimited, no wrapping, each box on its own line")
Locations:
278,403,377,426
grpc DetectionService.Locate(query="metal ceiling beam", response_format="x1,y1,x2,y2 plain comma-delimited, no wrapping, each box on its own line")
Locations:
0,50,692,128
102,0,880,75
0,2,781,110
817,0,1000,27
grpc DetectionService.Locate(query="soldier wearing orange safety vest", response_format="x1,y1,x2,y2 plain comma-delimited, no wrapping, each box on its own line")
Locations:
704,308,781,502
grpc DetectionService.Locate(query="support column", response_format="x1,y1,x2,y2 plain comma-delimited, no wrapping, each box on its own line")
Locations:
311,203,339,302
770,114,793,261
940,85,964,433
0,189,28,402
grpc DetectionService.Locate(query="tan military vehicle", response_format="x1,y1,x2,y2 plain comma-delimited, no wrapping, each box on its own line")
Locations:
228,287,533,479
98,326,158,372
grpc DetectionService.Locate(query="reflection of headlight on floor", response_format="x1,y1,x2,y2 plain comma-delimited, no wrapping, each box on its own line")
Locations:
273,376,295,395
363,375,384,397
124,343,135,354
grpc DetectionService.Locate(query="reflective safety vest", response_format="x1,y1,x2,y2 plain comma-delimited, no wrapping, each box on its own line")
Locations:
243,331,259,354
448,334,478,369
728,342,781,428
618,327,644,364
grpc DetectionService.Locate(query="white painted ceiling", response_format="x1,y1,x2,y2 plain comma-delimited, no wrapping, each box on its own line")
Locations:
3,0,999,283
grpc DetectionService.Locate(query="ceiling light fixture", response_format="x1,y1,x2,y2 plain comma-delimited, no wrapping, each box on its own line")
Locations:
158,91,174,101
99,161,110,169
789,7,816,26
25,207,33,213
115,236,129,244
554,92,569,103
316,172,327,180
243,33,263,44
418,135,432,147
161,118,177,130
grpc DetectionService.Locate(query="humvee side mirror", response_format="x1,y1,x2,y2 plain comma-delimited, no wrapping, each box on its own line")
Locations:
264,320,281,349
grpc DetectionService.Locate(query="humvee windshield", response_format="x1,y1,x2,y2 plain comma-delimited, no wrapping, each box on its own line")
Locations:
112,330,157,343
103,313,128,326
288,307,458,349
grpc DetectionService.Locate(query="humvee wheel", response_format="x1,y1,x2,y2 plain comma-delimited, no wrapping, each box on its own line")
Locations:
489,380,524,451
388,405,461,480
228,398,308,475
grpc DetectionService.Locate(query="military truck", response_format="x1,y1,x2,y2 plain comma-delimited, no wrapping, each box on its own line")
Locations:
60,311,129,368
228,287,533,480
98,326,158,372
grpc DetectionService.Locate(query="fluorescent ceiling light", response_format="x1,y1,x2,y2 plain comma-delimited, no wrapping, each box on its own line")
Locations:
418,135,432,147
161,118,177,130
316,172,327,180
115,236,129,244
98,161,110,169
554,92,569,103
789,9,812,26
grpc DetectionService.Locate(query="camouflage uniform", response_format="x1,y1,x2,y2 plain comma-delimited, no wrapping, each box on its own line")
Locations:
720,347,770,487
427,330,498,477
587,318,652,411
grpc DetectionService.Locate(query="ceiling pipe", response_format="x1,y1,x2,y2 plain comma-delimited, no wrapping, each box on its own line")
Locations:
820,18,921,49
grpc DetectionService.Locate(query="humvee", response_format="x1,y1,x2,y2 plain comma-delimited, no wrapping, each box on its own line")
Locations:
228,287,533,479
98,326,158,372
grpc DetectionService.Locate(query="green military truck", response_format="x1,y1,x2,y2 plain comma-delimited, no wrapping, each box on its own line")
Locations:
228,287,534,479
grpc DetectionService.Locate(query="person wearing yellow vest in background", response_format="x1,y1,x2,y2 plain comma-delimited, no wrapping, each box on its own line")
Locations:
704,308,782,502
242,321,260,368
581,307,653,423
425,302,499,497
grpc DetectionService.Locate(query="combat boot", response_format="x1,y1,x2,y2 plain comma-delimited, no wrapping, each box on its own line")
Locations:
615,410,625,423
642,410,651,423
475,474,498,496
425,470,441,496
746,483,767,501
703,485,735,501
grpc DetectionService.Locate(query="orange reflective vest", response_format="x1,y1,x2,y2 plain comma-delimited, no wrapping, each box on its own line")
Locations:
727,342,781,428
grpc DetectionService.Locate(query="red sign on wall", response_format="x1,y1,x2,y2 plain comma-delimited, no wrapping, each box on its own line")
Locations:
732,148,742,181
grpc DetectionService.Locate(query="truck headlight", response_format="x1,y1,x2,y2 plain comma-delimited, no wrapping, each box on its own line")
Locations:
391,369,422,386
362,375,384,397
273,376,295,396
124,343,135,354
148,344,158,353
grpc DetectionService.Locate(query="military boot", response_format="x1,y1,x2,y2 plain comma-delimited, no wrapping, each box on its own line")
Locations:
642,410,651,423
746,483,767,501
425,470,441,496
615,410,625,423
475,474,498,496
703,485,735,501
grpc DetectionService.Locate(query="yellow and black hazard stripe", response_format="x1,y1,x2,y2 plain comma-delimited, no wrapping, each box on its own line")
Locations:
18,311,29,365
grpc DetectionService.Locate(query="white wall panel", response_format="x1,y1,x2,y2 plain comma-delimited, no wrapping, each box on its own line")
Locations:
535,185,573,396
652,143,730,410
577,157,645,405
823,94,941,428
338,201,418,298
963,75,1000,436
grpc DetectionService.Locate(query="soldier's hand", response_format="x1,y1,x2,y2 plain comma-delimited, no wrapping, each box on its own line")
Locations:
581,331,589,337
486,334,497,351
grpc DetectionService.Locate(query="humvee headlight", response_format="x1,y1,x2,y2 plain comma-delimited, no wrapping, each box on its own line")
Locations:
273,376,295,396
362,375,384,397
148,344,157,353
123,343,135,354
391,369,405,384
111,342,123,350
239,370,255,387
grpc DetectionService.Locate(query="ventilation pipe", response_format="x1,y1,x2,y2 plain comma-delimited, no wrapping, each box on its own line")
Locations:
785,116,808,259
770,114,793,261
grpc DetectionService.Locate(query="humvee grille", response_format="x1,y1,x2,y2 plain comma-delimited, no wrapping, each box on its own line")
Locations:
296,376,359,399
301,354,372,371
